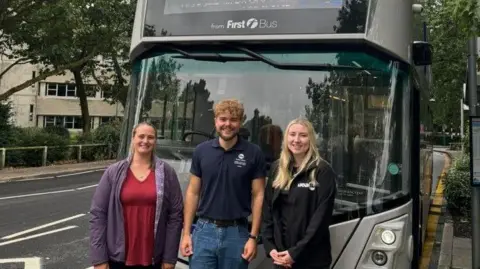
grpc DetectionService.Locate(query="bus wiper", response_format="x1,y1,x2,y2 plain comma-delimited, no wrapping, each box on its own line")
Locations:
164,45,257,62
230,45,372,71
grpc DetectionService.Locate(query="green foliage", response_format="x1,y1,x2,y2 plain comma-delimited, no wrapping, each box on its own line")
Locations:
76,120,122,161
44,125,70,139
5,128,69,167
423,0,478,131
0,101,15,147
444,153,471,217
0,0,136,133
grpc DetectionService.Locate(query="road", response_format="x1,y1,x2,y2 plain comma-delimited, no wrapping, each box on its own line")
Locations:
432,151,445,195
0,152,446,269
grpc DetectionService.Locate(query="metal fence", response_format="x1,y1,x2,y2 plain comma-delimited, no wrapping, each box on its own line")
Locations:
0,143,112,169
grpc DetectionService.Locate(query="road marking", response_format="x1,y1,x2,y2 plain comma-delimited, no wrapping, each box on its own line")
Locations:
0,189,75,201
0,257,42,268
420,153,451,269
16,176,55,182
1,168,105,183
57,169,104,178
76,184,98,190
0,182,100,201
0,225,78,247
1,213,86,240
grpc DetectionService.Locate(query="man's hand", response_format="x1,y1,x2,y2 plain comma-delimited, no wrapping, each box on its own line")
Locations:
241,238,257,262
161,263,175,269
93,263,109,269
180,234,193,257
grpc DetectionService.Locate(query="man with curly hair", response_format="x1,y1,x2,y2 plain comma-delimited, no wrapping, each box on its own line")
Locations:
181,99,266,269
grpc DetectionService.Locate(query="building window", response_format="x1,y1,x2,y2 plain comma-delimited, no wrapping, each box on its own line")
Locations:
45,83,100,98
67,84,76,97
43,115,83,129
44,116,56,127
29,105,34,121
47,84,57,96
46,83,74,97
64,116,74,129
85,85,98,97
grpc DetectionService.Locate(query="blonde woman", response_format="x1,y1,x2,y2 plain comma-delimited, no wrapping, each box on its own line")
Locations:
89,122,183,269
262,118,337,269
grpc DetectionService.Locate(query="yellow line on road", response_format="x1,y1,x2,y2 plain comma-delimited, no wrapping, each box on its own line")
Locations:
420,153,451,269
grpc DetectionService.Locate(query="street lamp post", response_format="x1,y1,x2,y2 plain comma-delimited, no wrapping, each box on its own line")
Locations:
467,35,480,269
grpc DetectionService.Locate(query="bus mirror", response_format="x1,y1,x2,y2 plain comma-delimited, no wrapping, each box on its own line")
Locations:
413,41,433,66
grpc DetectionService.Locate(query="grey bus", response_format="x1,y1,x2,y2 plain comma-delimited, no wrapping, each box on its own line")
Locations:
117,0,434,268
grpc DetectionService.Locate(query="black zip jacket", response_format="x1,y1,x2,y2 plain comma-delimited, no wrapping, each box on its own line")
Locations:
262,159,337,268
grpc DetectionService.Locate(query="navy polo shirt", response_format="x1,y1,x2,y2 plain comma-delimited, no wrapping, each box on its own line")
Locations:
190,137,266,220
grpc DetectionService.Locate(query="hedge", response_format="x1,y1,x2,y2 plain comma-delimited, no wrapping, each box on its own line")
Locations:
0,101,121,168
444,153,471,217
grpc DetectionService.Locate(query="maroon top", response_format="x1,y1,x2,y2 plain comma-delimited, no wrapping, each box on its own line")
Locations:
120,169,156,266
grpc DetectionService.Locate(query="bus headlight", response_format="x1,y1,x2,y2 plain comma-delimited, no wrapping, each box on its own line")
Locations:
381,229,396,245
372,250,388,266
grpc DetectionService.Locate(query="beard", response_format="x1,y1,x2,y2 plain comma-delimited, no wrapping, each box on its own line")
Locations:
216,128,239,141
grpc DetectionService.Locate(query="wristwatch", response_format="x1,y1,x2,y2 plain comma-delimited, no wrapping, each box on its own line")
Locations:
249,234,259,242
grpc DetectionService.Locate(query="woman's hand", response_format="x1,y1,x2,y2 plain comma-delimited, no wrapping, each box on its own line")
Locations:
93,263,109,269
274,250,294,268
270,249,292,268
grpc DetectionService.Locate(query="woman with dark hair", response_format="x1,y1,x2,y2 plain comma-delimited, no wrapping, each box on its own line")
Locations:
89,122,184,269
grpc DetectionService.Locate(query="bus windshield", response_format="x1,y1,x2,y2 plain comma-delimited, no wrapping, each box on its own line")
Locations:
124,46,412,222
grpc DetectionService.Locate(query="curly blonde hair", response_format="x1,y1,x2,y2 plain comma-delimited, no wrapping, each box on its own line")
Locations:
214,99,244,120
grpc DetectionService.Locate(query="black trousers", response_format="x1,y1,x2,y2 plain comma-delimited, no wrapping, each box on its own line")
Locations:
109,260,160,269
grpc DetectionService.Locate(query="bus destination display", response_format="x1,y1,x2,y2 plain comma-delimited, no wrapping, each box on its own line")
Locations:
164,0,344,14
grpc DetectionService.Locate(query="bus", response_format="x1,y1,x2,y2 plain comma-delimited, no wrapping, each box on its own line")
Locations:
117,0,434,268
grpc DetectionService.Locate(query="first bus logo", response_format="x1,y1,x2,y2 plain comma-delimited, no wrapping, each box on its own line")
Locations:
211,18,277,30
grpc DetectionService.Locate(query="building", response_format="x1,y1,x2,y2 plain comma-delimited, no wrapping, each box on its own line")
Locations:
0,55,124,132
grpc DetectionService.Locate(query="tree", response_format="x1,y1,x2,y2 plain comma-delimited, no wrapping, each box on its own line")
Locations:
1,0,136,133
0,0,95,101
0,101,15,147
423,0,478,130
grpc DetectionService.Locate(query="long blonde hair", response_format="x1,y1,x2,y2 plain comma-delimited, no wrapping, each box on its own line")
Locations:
272,118,322,190
128,121,157,169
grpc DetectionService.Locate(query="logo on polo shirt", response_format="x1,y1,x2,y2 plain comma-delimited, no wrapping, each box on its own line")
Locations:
234,153,247,168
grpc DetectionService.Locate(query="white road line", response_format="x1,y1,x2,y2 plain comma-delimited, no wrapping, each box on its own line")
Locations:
76,184,98,190
1,213,86,240
0,181,100,200
57,169,104,178
0,257,42,269
24,257,43,269
0,189,75,201
16,176,55,182
0,225,78,247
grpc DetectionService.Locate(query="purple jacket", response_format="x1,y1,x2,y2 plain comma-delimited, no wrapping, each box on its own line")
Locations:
89,156,183,266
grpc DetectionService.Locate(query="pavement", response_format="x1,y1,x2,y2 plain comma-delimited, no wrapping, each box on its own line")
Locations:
432,148,473,269
0,160,116,183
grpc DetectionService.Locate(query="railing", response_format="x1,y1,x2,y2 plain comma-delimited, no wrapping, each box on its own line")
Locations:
449,142,463,150
0,143,111,169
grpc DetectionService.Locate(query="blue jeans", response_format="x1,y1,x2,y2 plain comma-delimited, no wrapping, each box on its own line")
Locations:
189,218,249,269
